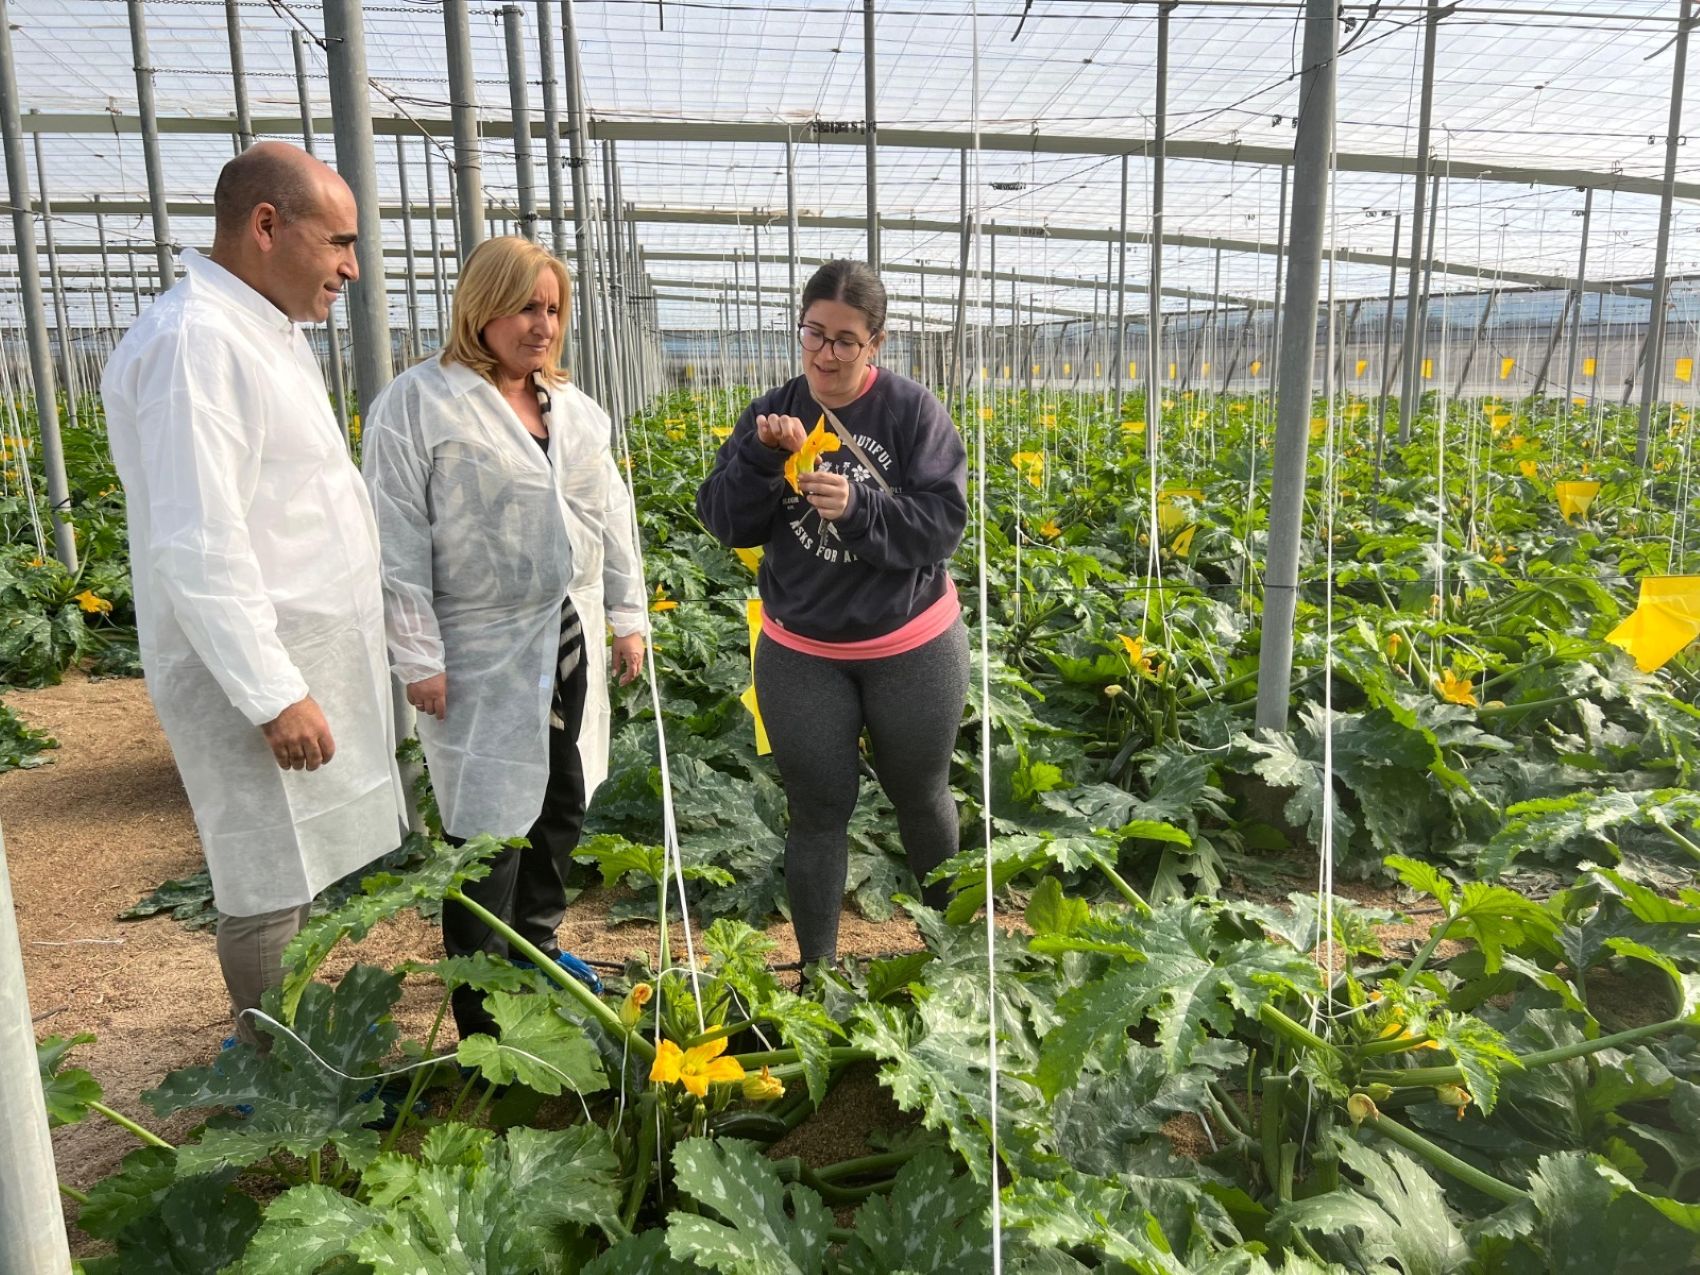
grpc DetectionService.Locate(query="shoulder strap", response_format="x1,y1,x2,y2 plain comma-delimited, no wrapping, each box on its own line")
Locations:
819,405,895,495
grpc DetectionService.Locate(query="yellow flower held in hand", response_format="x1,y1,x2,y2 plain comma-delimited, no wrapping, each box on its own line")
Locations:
74,590,112,615
743,1065,786,1103
1435,668,1478,708
649,1036,747,1098
784,418,842,494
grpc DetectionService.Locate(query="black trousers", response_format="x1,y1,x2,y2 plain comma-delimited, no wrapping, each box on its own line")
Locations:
442,649,589,1040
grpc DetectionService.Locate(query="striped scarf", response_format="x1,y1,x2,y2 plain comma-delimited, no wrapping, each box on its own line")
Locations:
535,379,585,731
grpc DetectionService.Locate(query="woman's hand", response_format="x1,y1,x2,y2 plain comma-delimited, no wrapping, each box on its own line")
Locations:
611,633,646,685
756,413,808,453
798,470,852,522
407,672,447,721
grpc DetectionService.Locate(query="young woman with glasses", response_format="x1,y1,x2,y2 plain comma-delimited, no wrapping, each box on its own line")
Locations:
697,259,969,971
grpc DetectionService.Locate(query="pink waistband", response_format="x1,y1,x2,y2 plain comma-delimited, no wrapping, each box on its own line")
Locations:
761,578,960,660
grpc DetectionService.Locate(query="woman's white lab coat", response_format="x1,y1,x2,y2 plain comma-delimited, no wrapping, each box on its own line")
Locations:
362,356,645,839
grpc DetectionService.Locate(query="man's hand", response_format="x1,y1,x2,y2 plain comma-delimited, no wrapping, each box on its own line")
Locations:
798,470,852,522
261,696,336,771
611,633,646,685
756,413,808,453
407,672,447,722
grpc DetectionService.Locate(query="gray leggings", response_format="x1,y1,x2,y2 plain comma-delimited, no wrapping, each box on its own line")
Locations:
754,620,970,963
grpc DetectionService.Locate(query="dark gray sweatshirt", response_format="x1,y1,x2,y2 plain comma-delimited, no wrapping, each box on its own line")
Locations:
696,371,968,643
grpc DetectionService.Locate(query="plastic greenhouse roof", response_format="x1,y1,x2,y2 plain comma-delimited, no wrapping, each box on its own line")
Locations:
7,0,1700,332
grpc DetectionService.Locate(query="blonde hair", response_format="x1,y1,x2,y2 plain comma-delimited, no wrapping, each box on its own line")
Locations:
442,235,572,386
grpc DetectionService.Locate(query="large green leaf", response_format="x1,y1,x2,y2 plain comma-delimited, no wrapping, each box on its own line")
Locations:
834,1147,992,1274
107,1171,262,1274
663,1138,834,1275
456,991,608,1097
37,1031,102,1127
1271,1135,1470,1275
1527,1152,1700,1273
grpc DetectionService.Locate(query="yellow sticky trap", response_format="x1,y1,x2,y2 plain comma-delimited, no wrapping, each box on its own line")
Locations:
1583,357,1597,377
1249,360,1262,376
734,546,764,574
1422,358,1434,379
683,364,695,380
1003,365,1012,378
1032,363,1042,375
1555,479,1602,522
741,599,771,755
1499,357,1515,380
1355,359,1368,377
1167,362,1178,379
1129,361,1138,377
1608,578,1700,672
1310,417,1327,440
1678,357,1694,384
1094,362,1103,376
1063,362,1072,375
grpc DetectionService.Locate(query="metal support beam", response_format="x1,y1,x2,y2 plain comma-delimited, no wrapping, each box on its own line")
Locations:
94,197,118,333
324,0,394,422
32,132,79,434
787,133,799,333
863,0,879,269
292,29,349,434
951,149,969,411
1,0,77,570
1397,0,1441,443
424,137,445,346
561,0,600,398
0,823,72,1275
396,135,421,359
224,0,254,149
536,0,567,255
444,0,485,256
502,5,538,242
1638,0,1692,467
1451,289,1497,399
1256,0,1336,735
1114,153,1128,406
127,0,175,285
1562,187,1593,419
1145,2,1172,447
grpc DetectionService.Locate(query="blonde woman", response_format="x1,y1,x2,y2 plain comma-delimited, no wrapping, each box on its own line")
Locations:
362,236,646,1040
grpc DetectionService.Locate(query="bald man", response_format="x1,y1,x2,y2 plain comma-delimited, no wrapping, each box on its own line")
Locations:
102,142,407,1048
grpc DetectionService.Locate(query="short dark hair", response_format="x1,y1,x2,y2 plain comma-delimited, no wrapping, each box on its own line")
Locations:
799,259,887,336
213,146,314,239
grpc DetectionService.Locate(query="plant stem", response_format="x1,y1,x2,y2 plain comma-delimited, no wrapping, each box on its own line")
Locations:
1089,851,1152,916
446,887,651,1060
308,1148,322,1185
88,1101,173,1151
59,1183,89,1204
732,1047,875,1070
1476,695,1573,718
377,992,453,1158
1261,1074,1288,1196
1363,1111,1528,1204
1258,1004,1343,1062
1517,1017,1694,1068
1657,821,1700,866
687,1019,756,1049
800,1167,896,1204
1396,916,1454,989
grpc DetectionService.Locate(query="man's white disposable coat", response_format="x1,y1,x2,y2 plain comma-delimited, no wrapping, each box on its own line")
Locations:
100,250,407,917
361,357,645,839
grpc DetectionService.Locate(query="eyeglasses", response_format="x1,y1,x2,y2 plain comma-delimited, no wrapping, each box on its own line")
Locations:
797,325,873,362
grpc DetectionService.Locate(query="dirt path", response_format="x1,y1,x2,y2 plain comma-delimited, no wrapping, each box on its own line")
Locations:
1,671,921,1252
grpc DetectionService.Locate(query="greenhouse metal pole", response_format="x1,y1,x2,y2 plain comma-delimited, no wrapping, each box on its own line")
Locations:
323,0,394,422
293,29,350,434
561,0,601,403
1269,162,1288,392
1114,153,1128,407
1145,2,1173,452
0,10,77,570
444,0,485,256
396,136,421,360
951,149,969,410
128,0,176,286
1452,289,1497,399
0,823,72,1275
224,0,254,149
95,199,119,336
536,0,567,255
1529,291,1573,398
502,5,538,243
787,135,799,331
1255,0,1336,735
863,0,879,270
33,130,79,433
1376,212,1401,425
1562,188,1593,422
1397,0,1440,444
1637,0,1692,468
425,139,445,347
753,223,765,386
